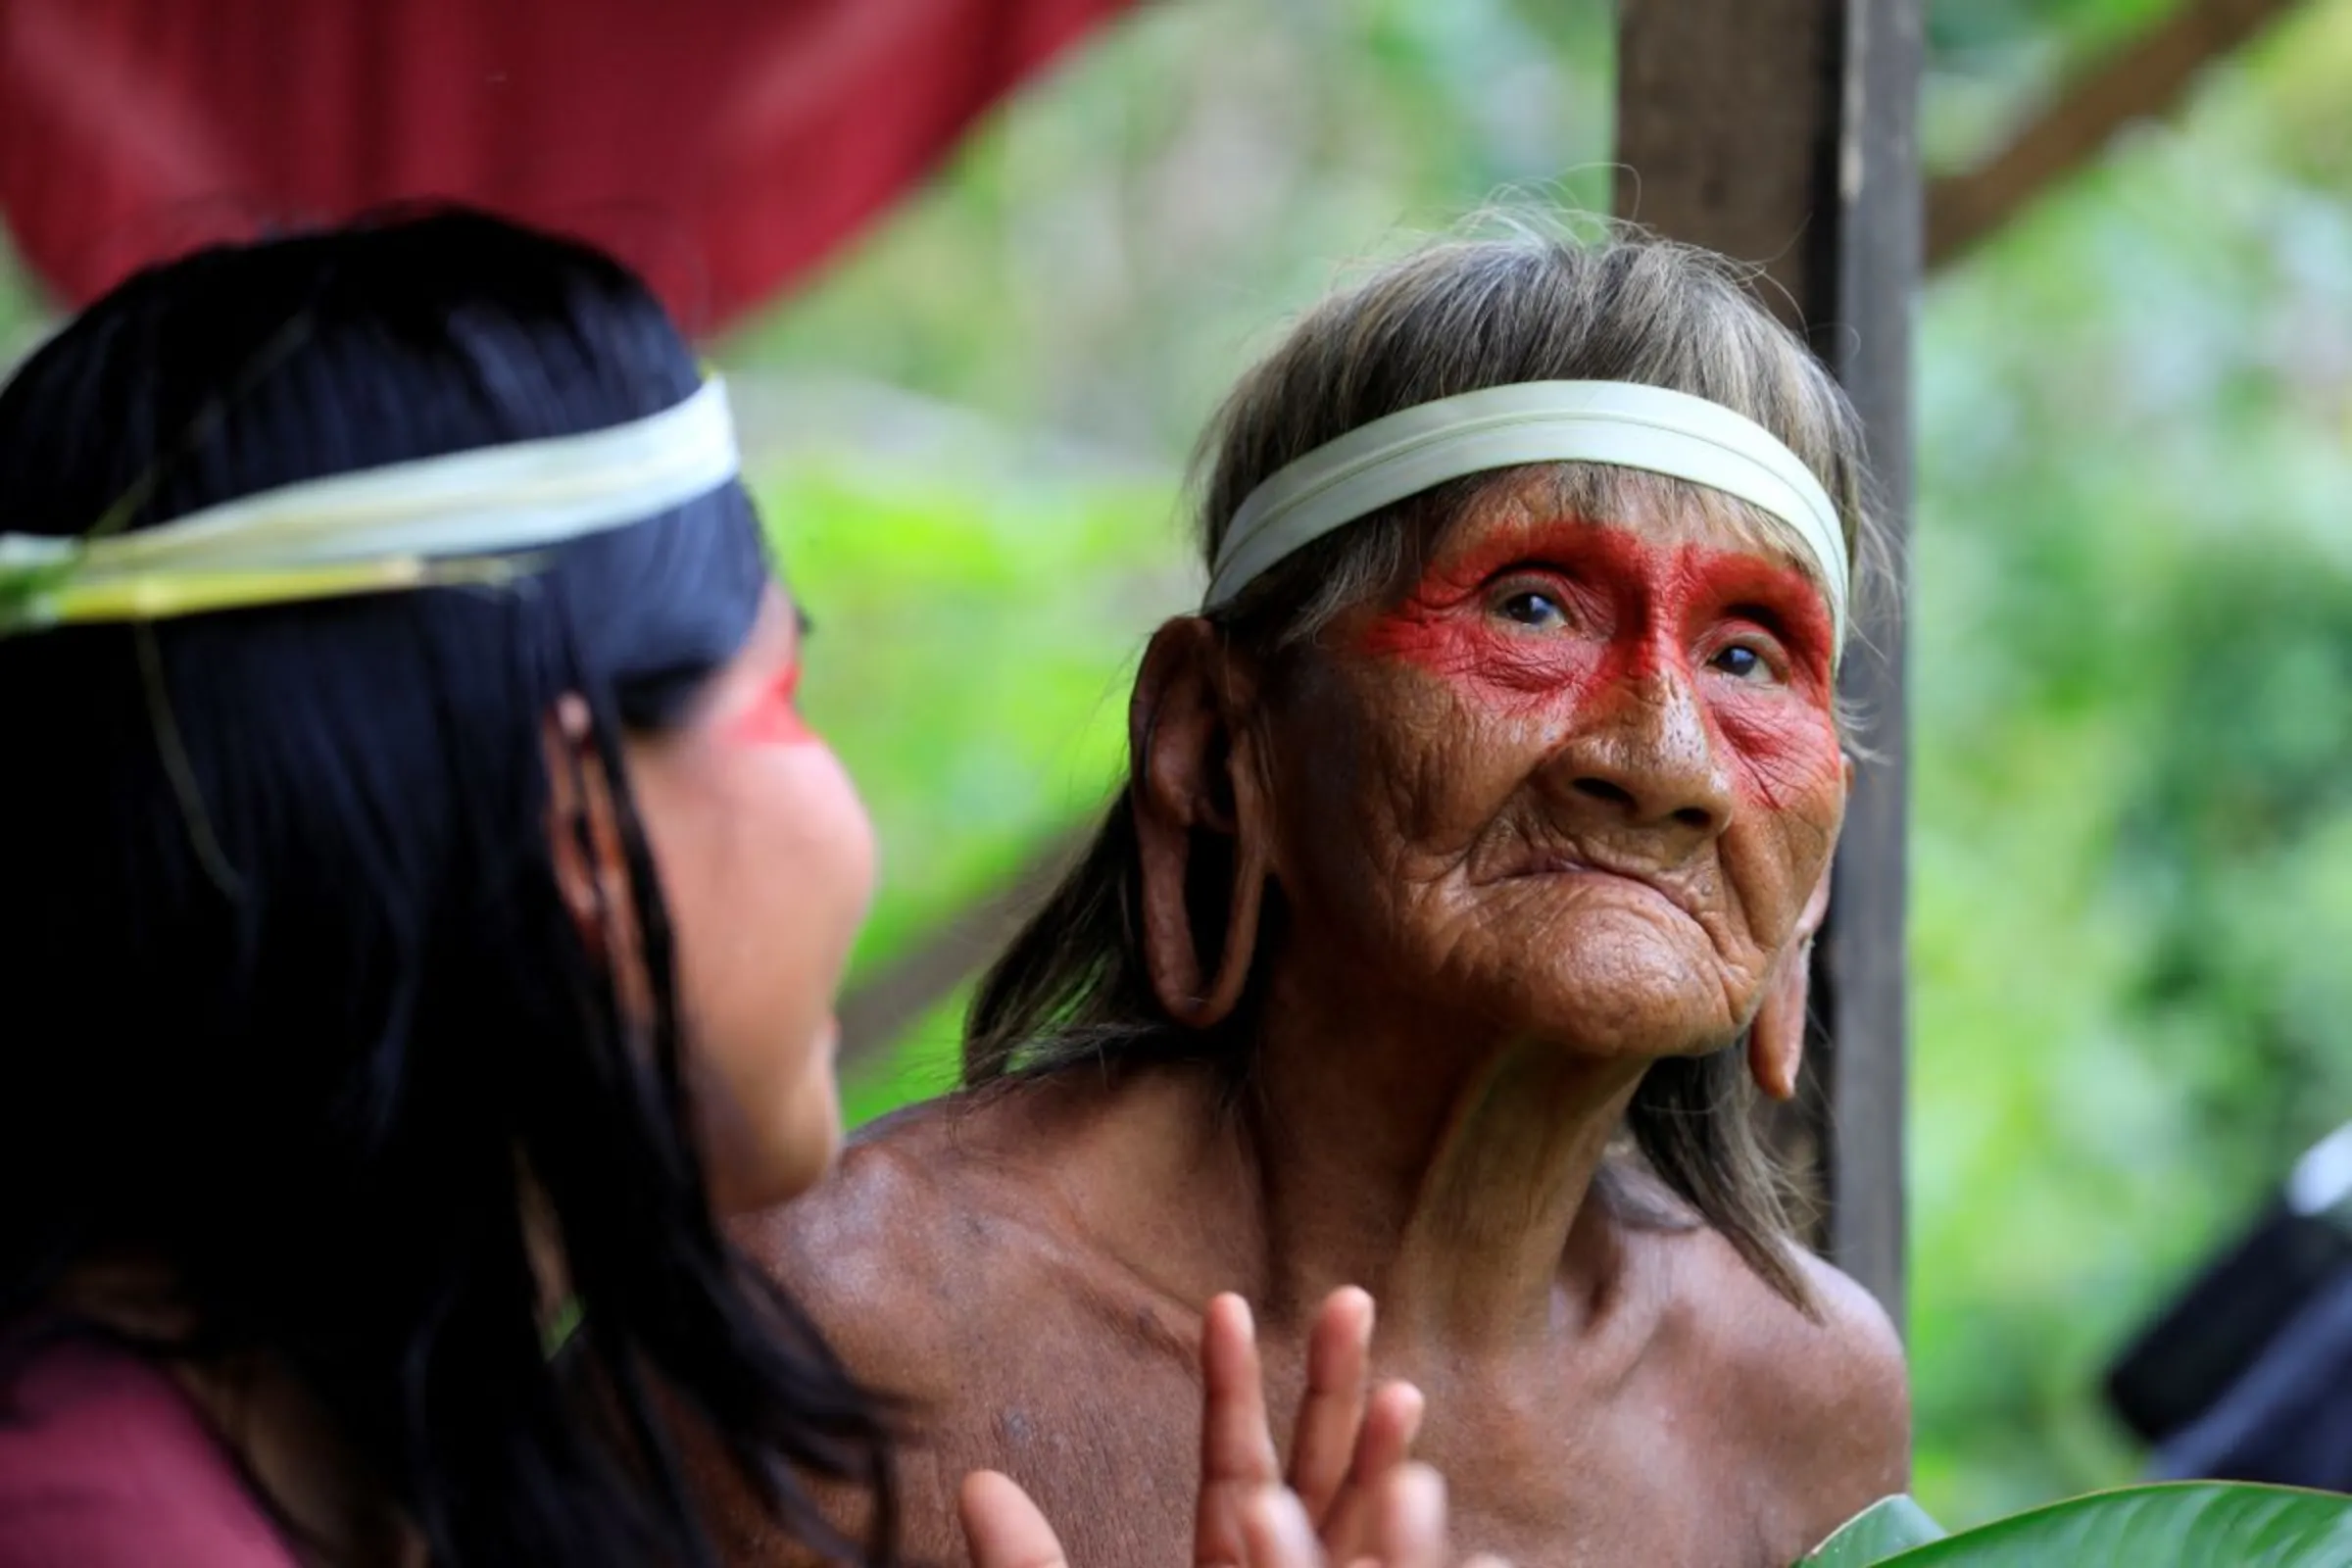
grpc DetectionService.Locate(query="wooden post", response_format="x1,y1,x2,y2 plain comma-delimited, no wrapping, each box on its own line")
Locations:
1614,0,1920,1328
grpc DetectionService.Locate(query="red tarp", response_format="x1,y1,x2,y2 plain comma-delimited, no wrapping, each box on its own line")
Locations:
0,0,1139,335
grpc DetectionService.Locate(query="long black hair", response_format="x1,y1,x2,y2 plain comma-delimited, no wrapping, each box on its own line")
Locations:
0,209,895,1566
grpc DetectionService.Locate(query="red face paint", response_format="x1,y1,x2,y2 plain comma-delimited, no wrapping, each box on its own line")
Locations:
725,656,817,749
1355,518,1839,809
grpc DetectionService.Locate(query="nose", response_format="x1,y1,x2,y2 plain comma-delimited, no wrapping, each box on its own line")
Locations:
1542,666,1737,839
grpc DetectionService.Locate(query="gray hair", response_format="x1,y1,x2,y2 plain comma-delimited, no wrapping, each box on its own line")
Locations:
964,221,1886,1311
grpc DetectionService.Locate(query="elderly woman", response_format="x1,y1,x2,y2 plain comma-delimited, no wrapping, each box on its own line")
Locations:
740,228,1909,1568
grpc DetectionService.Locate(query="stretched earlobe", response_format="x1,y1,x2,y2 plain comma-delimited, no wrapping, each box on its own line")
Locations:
1746,938,1810,1102
1132,619,1271,1031
1149,816,1269,1031
1749,860,1837,1102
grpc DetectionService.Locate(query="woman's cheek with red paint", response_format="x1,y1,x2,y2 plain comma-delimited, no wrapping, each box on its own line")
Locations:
724,670,817,749
1357,608,1608,714
1707,694,1841,811
1356,601,1494,682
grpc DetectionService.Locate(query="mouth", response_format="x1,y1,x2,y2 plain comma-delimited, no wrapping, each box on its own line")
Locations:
1502,854,1696,919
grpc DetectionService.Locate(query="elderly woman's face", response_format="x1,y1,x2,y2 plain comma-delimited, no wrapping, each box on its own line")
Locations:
1261,472,1846,1057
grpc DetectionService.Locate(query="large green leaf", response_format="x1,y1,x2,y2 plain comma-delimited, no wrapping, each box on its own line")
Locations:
1799,1494,1949,1566
1809,1484,2352,1567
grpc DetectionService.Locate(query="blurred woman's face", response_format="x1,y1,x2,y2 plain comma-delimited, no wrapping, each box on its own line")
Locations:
625,586,875,1212
1259,471,1847,1058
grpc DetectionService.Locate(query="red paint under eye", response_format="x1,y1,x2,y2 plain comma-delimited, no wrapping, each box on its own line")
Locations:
1353,518,1841,809
726,660,816,748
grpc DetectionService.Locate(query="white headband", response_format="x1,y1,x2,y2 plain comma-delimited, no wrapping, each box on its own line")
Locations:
0,378,741,635
1202,380,1849,651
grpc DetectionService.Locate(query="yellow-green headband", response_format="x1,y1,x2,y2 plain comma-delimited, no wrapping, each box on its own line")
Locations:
0,378,740,637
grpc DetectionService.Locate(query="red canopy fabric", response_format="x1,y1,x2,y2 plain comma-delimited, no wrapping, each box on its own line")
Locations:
0,0,1139,335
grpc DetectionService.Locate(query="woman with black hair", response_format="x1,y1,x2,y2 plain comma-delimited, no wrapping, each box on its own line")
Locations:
0,210,1484,1568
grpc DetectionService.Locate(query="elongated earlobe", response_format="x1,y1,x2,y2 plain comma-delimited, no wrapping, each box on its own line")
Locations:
1132,618,1270,1030
1746,939,1809,1102
1748,860,1837,1102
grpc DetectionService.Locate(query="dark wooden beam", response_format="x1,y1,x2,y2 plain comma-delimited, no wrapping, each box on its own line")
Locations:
1613,0,1839,335
1615,0,1921,1328
1817,0,1921,1336
1927,0,2304,271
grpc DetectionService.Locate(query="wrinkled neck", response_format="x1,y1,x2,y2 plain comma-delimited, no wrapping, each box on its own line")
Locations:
1229,944,1648,1350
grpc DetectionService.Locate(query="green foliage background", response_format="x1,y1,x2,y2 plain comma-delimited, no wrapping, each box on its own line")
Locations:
7,0,2351,1532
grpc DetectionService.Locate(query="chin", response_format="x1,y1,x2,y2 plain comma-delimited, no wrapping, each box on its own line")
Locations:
767,1087,848,1205
771,1125,845,1206
702,1074,844,1216
710,1129,840,1215
1470,921,1740,1057
1525,994,1738,1059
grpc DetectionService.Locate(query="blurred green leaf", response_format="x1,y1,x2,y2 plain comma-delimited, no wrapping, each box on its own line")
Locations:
1803,1485,2352,1566
1799,1495,1949,1566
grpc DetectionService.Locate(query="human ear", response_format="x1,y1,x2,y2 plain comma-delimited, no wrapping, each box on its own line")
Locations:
1746,861,1834,1102
541,694,639,978
1747,755,1849,1101
1130,618,1272,1030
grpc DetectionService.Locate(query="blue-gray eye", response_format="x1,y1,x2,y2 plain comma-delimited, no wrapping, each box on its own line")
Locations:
1501,590,1567,628
1712,645,1764,678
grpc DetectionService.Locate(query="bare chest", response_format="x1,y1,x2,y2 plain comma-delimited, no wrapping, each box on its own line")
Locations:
905,1341,1789,1568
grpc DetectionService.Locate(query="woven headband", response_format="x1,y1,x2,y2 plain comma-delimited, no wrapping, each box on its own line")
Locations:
1201,380,1848,652
0,377,740,636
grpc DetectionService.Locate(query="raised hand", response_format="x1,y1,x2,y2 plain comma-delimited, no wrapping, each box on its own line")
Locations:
958,1286,1506,1568
1195,1288,1426,1568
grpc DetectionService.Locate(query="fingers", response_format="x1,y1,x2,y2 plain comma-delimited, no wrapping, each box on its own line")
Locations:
1316,1380,1425,1561
1248,1468,1508,1568
958,1471,1068,1568
1200,1293,1282,1489
1348,1380,1426,1494
1367,1463,1449,1568
1239,1486,1324,1568
1287,1286,1375,1525
1198,1293,1282,1568
1203,1289,1488,1568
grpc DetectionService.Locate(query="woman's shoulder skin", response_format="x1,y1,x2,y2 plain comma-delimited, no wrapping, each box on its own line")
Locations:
741,1092,1046,1293
1635,1218,1912,1559
0,1335,299,1568
733,1085,1219,1562
736,1084,1147,1390
746,1097,1910,1568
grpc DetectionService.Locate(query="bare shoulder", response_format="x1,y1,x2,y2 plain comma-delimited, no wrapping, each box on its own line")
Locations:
1650,1222,1912,1551
1771,1250,1911,1481
1764,1250,1913,1552
723,1084,1165,1563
